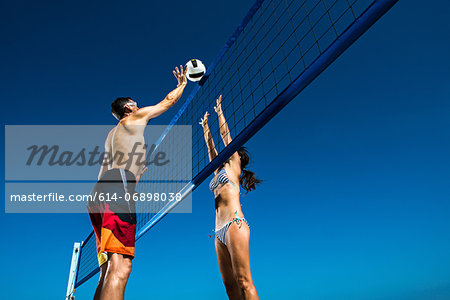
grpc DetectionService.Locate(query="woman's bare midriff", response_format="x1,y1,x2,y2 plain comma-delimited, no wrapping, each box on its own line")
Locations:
214,183,243,229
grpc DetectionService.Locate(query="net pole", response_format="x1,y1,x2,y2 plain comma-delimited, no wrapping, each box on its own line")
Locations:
192,0,399,186
65,242,81,300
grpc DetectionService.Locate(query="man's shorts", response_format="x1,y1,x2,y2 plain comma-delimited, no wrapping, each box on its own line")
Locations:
87,168,137,266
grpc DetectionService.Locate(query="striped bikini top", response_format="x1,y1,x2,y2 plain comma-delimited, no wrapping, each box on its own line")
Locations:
209,168,239,192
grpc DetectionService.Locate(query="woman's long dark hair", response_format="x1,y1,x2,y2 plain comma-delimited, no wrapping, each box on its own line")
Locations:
238,147,262,194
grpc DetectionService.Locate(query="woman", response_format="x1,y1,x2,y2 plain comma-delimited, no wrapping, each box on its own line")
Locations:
200,95,261,300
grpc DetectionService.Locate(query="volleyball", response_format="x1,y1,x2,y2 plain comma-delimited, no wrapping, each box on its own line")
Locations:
185,59,206,82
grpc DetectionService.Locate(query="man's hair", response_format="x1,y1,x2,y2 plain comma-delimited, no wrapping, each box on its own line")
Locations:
111,97,133,120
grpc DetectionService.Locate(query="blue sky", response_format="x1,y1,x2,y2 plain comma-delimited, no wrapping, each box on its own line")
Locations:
1,0,450,299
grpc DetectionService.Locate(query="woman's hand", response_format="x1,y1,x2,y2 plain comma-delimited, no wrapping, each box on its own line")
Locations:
199,111,210,127
214,95,223,113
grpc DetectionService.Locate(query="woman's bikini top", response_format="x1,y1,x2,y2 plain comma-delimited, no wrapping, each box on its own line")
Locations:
209,168,239,192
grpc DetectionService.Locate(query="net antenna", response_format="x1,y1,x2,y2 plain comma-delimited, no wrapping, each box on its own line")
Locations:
67,0,399,294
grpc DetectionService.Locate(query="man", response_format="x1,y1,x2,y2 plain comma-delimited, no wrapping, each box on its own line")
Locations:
88,66,187,300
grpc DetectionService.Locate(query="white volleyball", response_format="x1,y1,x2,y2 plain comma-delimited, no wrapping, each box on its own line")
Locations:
185,59,206,82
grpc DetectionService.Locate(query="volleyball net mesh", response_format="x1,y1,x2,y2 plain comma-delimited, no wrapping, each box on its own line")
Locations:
72,0,397,290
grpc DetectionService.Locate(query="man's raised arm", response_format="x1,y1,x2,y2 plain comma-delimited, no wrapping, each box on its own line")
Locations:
132,66,187,122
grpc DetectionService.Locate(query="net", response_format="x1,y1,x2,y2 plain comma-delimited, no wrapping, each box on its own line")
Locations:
71,0,398,290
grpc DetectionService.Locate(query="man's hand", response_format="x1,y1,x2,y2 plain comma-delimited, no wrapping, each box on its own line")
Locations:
128,65,187,123
173,65,187,87
136,166,148,183
199,111,210,128
214,95,222,113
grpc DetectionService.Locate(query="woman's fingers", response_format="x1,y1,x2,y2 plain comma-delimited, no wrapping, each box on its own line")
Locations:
199,111,210,126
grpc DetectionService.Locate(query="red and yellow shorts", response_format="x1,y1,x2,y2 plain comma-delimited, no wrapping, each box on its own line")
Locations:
87,169,137,266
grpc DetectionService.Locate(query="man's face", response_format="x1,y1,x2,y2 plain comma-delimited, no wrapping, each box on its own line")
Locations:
125,100,139,112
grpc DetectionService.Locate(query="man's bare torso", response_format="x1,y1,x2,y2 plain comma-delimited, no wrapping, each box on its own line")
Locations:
104,122,147,181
